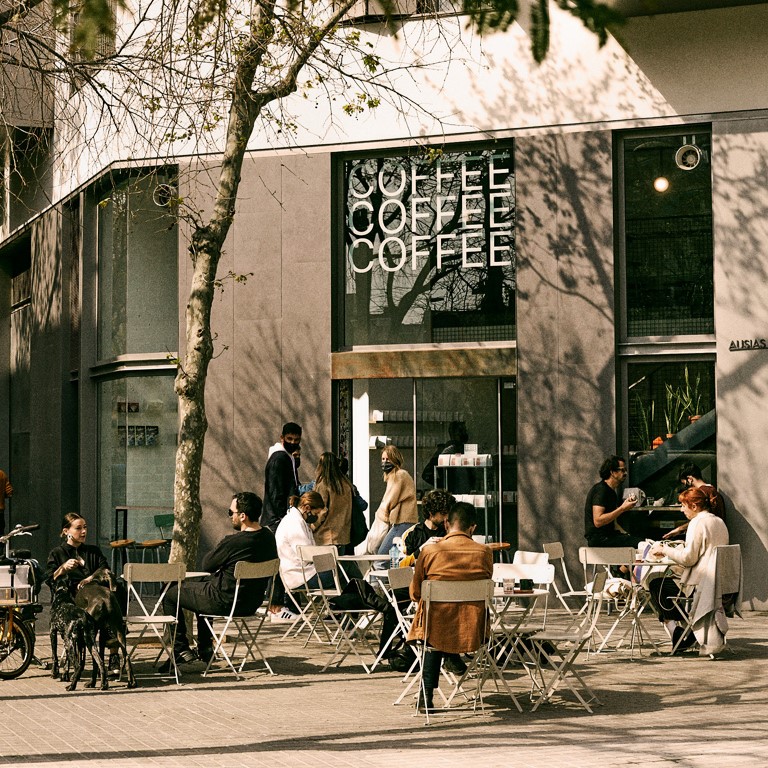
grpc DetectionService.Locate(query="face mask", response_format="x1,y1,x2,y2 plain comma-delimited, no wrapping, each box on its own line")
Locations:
304,511,318,525
284,441,300,455
382,461,395,473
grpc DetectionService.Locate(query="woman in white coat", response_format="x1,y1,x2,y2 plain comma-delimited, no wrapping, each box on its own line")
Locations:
650,486,730,656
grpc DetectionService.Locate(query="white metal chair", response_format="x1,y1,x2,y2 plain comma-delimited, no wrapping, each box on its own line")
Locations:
417,579,523,723
513,550,549,565
200,558,280,679
526,570,608,713
311,553,381,673
281,544,341,645
543,541,589,615
123,561,185,683
372,566,414,671
579,546,658,655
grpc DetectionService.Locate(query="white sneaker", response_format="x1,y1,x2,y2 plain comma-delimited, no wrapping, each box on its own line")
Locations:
270,608,299,624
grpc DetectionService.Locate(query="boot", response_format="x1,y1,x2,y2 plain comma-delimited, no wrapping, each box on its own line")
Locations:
416,687,434,713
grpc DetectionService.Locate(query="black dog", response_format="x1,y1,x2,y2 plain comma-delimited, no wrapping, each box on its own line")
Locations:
50,579,105,691
75,567,136,689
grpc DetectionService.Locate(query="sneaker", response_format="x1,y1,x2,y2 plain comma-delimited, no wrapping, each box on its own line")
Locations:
270,608,299,624
108,653,122,680
158,648,198,674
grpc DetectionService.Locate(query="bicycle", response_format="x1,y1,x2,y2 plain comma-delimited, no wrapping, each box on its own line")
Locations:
0,523,41,679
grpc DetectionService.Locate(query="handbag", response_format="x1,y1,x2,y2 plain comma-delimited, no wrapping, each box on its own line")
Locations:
349,486,369,547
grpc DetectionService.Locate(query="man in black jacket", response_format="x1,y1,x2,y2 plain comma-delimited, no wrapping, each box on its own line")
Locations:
260,421,301,618
161,491,277,667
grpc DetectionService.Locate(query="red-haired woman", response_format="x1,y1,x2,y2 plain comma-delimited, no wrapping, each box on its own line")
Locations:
649,487,730,656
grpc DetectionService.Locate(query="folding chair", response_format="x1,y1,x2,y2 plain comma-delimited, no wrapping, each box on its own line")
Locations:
578,546,659,655
200,558,280,679
123,562,185,683
543,541,589,615
512,550,549,565
670,544,742,656
526,571,607,713
417,579,523,723
281,545,341,645
372,566,414,671
312,553,381,673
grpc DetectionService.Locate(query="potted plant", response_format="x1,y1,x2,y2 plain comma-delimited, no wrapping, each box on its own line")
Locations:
664,383,685,438
678,365,703,422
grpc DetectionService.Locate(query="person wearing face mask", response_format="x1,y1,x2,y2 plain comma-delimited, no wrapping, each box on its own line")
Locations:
261,421,302,620
372,445,418,556
275,492,335,593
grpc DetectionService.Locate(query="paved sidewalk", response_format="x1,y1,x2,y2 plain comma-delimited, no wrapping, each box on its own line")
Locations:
2,609,767,767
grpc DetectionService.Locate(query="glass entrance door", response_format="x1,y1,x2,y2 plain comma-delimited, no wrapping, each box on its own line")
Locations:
350,376,517,543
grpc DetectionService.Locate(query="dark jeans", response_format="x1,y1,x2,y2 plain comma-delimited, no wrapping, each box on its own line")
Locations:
162,576,232,654
422,649,464,690
647,574,684,621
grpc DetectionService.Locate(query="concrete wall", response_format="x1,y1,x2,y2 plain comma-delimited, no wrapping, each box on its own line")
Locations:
712,118,768,609
182,152,334,556
516,131,617,572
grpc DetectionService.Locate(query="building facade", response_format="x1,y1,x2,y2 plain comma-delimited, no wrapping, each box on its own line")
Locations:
1,1,768,607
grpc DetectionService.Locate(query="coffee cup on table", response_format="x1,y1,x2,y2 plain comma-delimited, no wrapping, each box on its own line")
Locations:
519,578,534,591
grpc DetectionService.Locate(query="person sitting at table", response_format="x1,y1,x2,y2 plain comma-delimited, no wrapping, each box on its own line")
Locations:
407,501,493,711
648,486,730,655
275,491,336,600
584,455,642,548
402,489,454,561
160,491,278,668
662,462,726,540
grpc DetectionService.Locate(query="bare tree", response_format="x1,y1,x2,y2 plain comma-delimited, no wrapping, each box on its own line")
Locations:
1,0,621,566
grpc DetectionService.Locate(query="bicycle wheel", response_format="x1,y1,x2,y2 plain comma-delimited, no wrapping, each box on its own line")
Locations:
0,613,34,679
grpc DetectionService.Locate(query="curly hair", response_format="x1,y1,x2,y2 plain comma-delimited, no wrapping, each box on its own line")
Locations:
421,489,455,519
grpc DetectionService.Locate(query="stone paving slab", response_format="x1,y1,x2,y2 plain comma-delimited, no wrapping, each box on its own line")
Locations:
1,610,767,767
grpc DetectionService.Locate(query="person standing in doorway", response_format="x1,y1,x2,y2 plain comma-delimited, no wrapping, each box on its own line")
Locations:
260,421,302,622
0,468,13,536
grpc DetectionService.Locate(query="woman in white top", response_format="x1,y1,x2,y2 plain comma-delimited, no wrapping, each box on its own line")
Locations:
650,486,730,656
275,491,335,592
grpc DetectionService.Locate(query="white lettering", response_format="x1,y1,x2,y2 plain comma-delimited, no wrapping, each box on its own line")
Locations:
411,164,430,196
379,238,407,272
462,193,484,230
435,159,453,193
436,195,456,228
379,198,406,235
489,230,512,267
379,162,407,197
349,239,375,273
489,192,510,228
411,196,432,230
489,153,512,190
461,157,483,191
411,235,432,269
462,233,483,268
349,165,374,199
436,234,455,270
349,199,374,236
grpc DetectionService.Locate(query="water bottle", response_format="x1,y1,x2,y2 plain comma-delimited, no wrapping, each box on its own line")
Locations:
389,543,399,569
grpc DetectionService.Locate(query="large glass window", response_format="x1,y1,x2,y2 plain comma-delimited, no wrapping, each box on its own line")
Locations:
349,376,517,543
98,173,178,359
622,128,713,337
97,376,176,549
626,360,716,503
340,145,515,347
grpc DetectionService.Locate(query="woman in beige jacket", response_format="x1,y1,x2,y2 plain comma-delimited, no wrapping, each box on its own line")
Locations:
374,445,418,555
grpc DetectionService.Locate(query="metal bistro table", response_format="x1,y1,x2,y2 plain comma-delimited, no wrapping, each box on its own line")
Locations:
336,554,390,582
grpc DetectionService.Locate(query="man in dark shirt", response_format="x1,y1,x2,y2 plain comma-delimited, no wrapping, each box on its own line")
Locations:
162,491,277,667
584,455,641,547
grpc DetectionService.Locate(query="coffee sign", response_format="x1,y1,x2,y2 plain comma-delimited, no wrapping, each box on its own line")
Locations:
729,339,768,351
